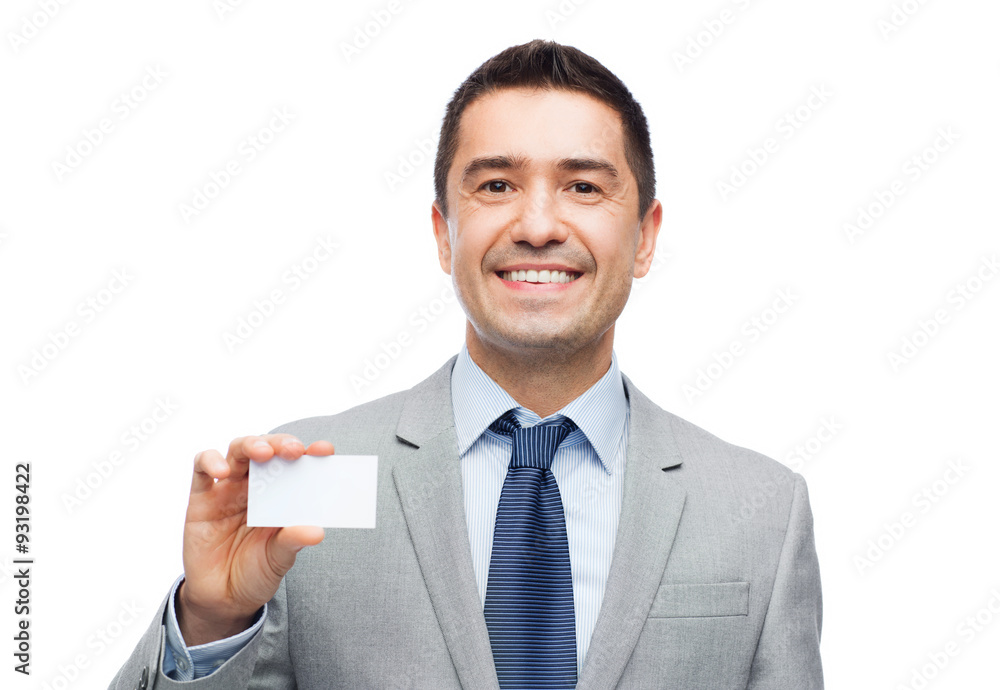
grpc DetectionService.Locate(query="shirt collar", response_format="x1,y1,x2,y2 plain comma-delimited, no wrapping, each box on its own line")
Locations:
451,344,628,475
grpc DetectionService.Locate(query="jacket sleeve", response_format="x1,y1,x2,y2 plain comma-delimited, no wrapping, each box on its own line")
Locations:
108,577,296,689
746,473,824,689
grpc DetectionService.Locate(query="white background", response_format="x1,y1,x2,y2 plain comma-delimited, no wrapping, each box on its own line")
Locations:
2,0,998,688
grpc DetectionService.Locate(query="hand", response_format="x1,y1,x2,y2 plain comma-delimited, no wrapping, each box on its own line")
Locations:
176,434,333,645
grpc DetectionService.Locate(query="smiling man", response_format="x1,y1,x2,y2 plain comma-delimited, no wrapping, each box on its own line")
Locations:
113,40,823,689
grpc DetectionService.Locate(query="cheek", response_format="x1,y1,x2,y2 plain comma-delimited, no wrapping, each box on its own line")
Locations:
450,231,490,277
582,229,633,273
454,212,509,266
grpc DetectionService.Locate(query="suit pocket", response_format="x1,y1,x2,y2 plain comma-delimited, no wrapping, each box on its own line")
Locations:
647,581,749,618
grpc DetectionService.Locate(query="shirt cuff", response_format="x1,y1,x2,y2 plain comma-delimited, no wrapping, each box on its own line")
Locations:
162,574,266,680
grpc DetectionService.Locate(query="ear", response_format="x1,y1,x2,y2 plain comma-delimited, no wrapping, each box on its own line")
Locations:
431,201,452,275
633,199,663,279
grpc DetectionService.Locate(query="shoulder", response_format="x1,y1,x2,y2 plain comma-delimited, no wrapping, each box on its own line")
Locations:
624,374,807,524
625,374,792,477
268,388,408,445
266,357,456,452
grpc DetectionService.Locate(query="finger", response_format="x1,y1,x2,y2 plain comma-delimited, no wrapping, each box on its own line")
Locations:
191,449,227,494
241,433,305,462
226,434,290,480
228,435,276,465
268,525,325,575
305,440,334,456
264,434,306,460
219,435,310,487
280,525,325,548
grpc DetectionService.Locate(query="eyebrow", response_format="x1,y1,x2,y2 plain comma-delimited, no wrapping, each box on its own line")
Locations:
460,154,529,182
555,157,620,178
460,155,620,183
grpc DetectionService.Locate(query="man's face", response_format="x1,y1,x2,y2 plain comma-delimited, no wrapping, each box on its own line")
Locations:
432,87,661,359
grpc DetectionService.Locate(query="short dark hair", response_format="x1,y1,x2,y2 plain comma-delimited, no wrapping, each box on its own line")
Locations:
434,39,655,219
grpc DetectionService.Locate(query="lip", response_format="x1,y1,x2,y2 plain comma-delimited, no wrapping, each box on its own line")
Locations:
496,263,581,273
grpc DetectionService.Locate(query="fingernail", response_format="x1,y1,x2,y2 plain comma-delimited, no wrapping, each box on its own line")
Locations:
253,440,271,451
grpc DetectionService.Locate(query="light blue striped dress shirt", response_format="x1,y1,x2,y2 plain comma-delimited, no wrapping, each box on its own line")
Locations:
452,345,629,674
163,347,629,680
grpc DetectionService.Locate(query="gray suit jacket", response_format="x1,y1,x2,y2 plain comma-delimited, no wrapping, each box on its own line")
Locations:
112,357,823,689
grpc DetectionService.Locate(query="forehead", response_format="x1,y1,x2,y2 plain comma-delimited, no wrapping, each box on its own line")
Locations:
452,87,627,171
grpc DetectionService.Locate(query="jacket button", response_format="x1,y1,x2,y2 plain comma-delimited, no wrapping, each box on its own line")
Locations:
137,665,149,689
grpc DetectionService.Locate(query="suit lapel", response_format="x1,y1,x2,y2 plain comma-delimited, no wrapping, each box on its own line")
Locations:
391,358,500,690
577,376,687,690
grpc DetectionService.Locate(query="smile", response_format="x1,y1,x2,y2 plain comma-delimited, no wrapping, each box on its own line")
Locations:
498,269,581,284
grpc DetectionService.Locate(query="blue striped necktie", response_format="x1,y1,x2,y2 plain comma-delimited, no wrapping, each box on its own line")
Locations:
484,410,578,689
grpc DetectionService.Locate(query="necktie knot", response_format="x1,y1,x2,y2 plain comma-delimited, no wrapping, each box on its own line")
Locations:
489,410,578,471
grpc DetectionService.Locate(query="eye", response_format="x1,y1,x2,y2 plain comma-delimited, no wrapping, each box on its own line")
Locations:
481,180,512,194
572,182,599,194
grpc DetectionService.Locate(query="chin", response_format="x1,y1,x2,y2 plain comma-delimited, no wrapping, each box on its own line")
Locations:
488,323,595,354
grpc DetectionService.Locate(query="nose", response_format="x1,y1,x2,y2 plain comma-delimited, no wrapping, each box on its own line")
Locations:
508,188,569,247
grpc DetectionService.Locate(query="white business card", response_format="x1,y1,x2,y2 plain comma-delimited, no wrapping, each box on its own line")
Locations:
247,454,378,528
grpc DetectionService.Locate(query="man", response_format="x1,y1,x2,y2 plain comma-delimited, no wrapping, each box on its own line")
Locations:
113,40,822,689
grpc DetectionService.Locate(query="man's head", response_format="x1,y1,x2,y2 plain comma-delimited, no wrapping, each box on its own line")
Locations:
431,40,662,367
434,40,655,221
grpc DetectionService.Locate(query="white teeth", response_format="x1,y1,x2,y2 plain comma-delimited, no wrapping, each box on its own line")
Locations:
501,270,580,283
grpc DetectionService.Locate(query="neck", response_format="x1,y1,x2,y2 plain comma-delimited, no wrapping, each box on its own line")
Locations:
466,324,614,418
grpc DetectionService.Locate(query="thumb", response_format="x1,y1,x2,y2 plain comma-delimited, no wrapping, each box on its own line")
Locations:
268,525,325,574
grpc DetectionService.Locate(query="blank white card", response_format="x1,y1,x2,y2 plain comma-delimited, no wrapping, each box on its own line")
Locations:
247,455,378,529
